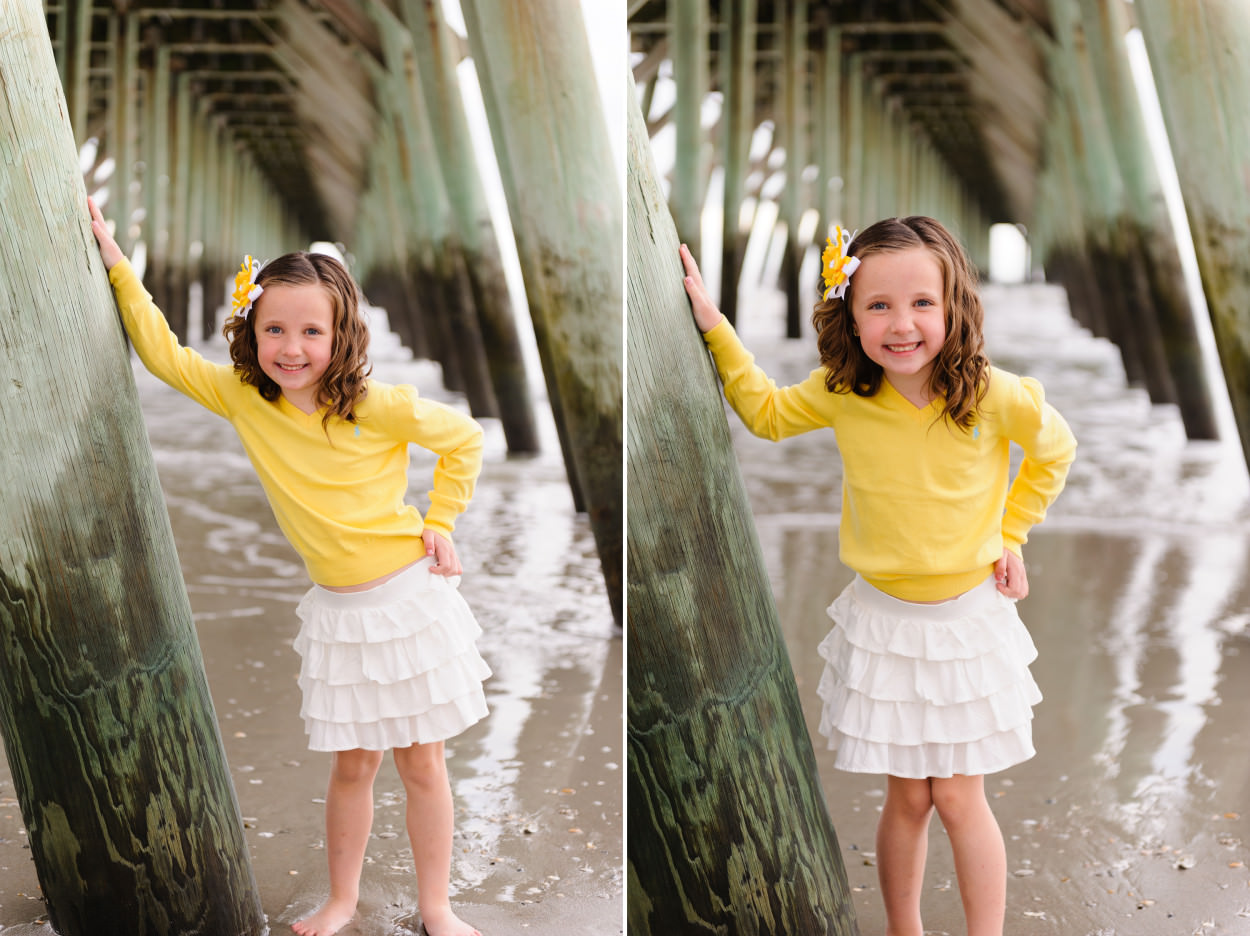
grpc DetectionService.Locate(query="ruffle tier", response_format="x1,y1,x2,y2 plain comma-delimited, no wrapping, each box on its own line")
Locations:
816,575,1040,778
293,559,491,751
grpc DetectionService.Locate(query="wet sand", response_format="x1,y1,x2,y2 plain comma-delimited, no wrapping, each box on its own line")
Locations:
730,282,1250,934
0,327,622,934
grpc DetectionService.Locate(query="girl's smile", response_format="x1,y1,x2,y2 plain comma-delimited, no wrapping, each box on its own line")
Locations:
252,283,336,413
850,246,947,406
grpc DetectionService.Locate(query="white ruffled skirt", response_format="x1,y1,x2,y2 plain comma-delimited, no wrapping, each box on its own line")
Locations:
293,558,491,752
817,575,1040,779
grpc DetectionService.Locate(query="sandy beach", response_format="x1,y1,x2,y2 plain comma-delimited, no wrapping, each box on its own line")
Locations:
0,332,623,935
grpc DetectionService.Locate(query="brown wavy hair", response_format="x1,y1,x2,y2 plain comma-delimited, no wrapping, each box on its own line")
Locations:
811,215,989,430
222,251,371,429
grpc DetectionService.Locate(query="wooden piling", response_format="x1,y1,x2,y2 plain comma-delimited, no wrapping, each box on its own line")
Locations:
144,37,173,321
367,14,499,422
1051,0,1182,411
459,0,624,623
0,8,265,933
108,11,139,257
1076,0,1217,440
817,23,843,237
718,0,757,323
669,0,708,262
68,0,92,147
1135,0,1250,467
363,114,431,360
397,0,542,454
1037,7,1153,390
627,77,857,936
780,0,808,339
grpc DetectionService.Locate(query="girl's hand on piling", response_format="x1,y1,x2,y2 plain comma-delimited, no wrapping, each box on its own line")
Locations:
88,197,125,271
994,548,1028,600
422,529,462,577
680,243,725,333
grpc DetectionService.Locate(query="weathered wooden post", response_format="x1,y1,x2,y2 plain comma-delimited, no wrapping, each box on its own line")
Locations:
669,0,708,262
67,0,93,146
780,0,808,339
1049,0,1181,413
106,9,140,257
398,0,542,455
1076,0,1218,440
818,21,844,237
626,73,859,936
1135,0,1250,468
143,35,173,320
365,11,500,422
1037,11,1151,389
718,0,757,324
459,0,624,624
0,8,265,934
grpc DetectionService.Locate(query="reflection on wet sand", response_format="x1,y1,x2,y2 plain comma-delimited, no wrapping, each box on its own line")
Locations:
733,282,1250,934
0,321,622,934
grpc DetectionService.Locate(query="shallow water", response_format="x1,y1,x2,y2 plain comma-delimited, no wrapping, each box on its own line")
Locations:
0,312,622,934
729,282,1250,934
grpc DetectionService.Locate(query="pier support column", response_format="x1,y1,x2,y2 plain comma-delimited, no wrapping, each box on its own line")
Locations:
627,74,857,936
718,0,757,324
399,0,541,453
369,14,498,421
1135,0,1250,467
0,9,265,934
780,0,808,339
1076,0,1217,440
669,0,708,262
460,0,624,623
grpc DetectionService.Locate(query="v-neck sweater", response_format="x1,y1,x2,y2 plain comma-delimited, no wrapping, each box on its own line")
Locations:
704,319,1076,602
109,258,483,588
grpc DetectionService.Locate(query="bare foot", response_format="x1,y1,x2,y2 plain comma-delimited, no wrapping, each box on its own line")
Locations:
419,904,482,936
292,898,356,936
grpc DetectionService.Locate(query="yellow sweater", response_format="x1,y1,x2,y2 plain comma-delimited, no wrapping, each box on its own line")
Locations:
704,320,1076,602
109,259,484,587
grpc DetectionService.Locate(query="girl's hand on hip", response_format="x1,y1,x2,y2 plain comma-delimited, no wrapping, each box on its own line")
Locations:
995,548,1028,599
680,243,725,333
88,197,125,271
422,529,462,576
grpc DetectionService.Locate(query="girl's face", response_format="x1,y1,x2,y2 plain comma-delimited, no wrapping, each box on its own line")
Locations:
850,246,946,402
252,283,336,413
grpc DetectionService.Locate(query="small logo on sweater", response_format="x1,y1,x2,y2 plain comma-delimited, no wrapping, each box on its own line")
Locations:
972,426,981,439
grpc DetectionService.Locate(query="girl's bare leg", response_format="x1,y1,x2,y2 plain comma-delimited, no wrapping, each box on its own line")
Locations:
393,741,481,936
877,775,934,936
931,774,1006,936
293,748,385,936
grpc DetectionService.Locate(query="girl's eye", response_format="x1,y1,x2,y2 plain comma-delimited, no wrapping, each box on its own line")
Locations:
265,326,282,335
867,301,887,311
916,298,934,307
304,328,323,336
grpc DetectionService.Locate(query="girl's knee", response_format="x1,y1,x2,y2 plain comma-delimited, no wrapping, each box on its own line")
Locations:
930,775,986,826
886,776,934,821
393,741,447,790
330,748,384,785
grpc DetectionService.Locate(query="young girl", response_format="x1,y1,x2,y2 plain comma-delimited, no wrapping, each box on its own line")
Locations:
89,198,490,936
680,216,1076,936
